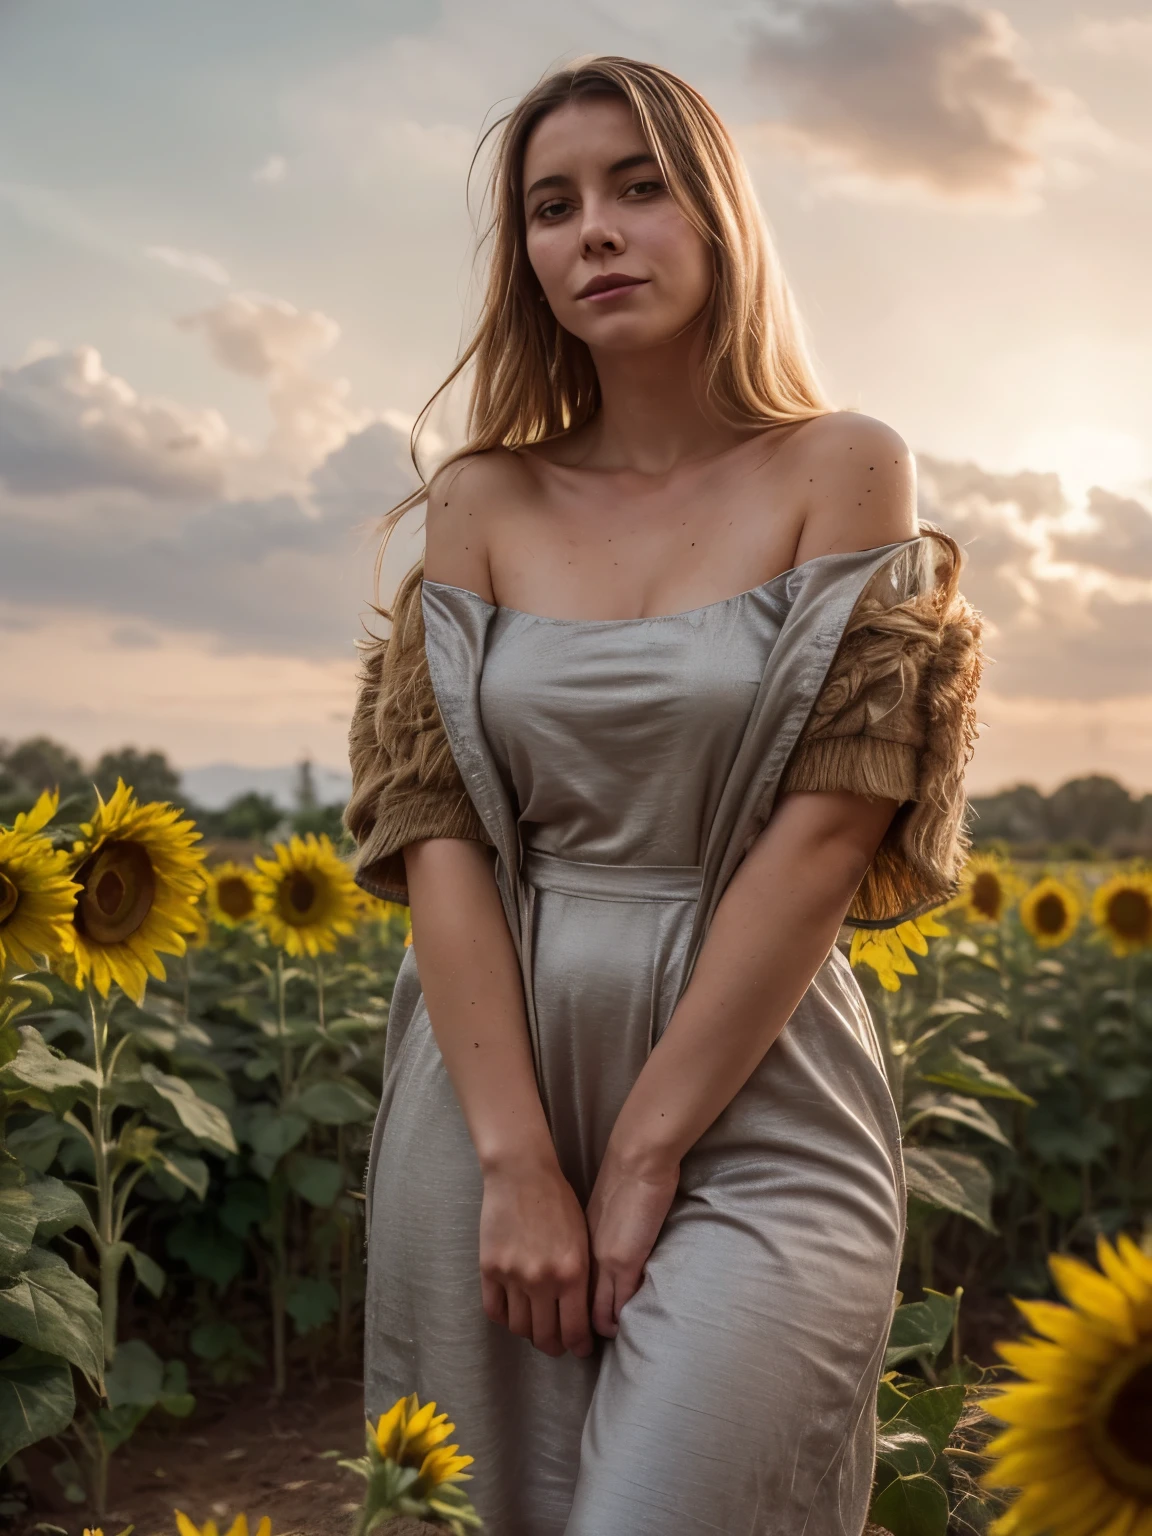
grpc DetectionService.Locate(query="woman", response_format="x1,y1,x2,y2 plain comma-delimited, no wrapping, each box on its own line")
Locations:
345,56,983,1536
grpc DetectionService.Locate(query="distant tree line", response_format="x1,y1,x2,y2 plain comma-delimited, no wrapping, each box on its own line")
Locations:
967,774,1152,859
0,736,348,847
3,735,1150,861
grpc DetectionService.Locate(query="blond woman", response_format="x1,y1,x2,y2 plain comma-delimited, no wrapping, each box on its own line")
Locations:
345,56,982,1536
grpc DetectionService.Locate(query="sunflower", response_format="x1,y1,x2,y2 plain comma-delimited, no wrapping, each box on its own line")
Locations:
849,907,950,992
251,833,359,958
0,789,80,973
371,1393,475,1490
1020,876,1082,950
1092,870,1152,958
955,852,1023,925
204,861,260,928
61,778,206,1005
175,1514,272,1536
982,1233,1152,1536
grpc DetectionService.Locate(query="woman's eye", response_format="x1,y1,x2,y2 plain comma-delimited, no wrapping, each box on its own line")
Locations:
624,180,664,197
537,200,569,220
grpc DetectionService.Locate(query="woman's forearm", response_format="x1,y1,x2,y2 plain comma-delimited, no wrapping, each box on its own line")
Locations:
404,837,553,1172
605,790,900,1175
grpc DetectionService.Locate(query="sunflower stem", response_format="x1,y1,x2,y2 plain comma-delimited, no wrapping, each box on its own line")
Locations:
314,953,326,1033
86,983,119,1365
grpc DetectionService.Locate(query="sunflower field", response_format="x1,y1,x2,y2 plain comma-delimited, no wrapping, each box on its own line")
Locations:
2,783,1151,1534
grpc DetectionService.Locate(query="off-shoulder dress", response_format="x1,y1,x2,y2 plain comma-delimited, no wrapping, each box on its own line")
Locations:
343,527,983,1536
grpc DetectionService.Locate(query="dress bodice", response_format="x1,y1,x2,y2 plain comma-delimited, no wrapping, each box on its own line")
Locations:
476,586,790,867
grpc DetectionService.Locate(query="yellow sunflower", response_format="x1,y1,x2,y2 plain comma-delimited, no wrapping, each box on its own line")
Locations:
1092,870,1152,958
61,778,207,1005
849,907,950,992
252,833,359,958
204,861,259,928
955,851,1024,925
0,789,80,973
1020,876,1082,950
371,1393,474,1489
983,1233,1152,1536
175,1514,272,1536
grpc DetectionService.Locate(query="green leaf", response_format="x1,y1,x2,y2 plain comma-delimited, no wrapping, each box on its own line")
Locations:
0,1348,75,1466
154,1149,210,1202
286,1153,345,1208
0,1027,98,1109
133,1065,237,1154
286,1276,339,1335
921,1048,1035,1105
903,1093,1012,1148
293,1078,377,1126
246,1107,308,1162
870,1471,950,1536
159,1357,195,1418
904,1147,995,1230
2,1114,68,1173
885,1289,961,1370
0,1248,103,1387
1027,1115,1115,1167
95,1400,151,1453
876,1376,910,1423
1095,1064,1152,1102
104,1338,163,1409
165,1214,245,1290
875,1426,936,1476
127,1244,166,1299
218,1180,269,1238
887,1384,965,1457
0,1164,38,1277
25,1170,97,1243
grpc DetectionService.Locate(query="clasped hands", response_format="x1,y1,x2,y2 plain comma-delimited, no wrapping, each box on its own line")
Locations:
478,1146,679,1359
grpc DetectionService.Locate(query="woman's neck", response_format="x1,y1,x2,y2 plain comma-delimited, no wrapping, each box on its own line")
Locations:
576,326,754,477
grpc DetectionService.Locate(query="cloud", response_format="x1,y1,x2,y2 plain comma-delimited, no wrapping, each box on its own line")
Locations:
1050,489,1152,581
920,455,1152,699
145,245,231,285
178,292,368,490
252,154,288,184
0,417,415,658
0,345,234,499
746,0,1095,204
1077,16,1152,59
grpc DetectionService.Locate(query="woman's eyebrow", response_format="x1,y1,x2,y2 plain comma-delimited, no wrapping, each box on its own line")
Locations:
524,152,658,201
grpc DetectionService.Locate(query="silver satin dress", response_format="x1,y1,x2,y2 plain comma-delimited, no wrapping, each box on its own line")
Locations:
362,540,934,1536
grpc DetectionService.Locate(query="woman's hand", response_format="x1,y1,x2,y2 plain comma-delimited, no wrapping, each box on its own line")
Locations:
479,1153,594,1359
585,1148,679,1338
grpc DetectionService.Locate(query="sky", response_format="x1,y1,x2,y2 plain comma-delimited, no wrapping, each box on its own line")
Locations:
1,0,1151,797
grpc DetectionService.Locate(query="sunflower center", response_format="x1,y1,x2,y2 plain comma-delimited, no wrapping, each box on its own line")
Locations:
1089,1341,1152,1497
0,869,18,925
1034,893,1068,935
281,870,319,924
1107,889,1152,943
73,840,156,945
216,875,255,920
971,871,1003,921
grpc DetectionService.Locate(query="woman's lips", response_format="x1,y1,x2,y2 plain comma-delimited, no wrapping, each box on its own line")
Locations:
580,279,649,302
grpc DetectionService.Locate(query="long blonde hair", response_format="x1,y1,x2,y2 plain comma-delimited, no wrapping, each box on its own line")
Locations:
375,55,830,580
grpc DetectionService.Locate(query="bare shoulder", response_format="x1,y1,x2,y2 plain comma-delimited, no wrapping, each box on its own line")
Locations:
423,448,531,600
786,411,918,562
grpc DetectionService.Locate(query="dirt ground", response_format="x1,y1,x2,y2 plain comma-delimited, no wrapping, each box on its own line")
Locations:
19,1374,377,1536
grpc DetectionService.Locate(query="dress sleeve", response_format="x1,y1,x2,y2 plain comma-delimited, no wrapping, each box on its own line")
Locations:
342,560,491,904
778,526,985,927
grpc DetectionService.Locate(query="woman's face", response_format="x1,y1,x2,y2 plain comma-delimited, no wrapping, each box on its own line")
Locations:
522,94,713,353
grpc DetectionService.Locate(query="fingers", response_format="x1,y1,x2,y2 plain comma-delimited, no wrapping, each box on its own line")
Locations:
528,1292,564,1358
611,1262,643,1325
506,1286,532,1341
591,1262,618,1338
481,1275,508,1328
559,1283,594,1358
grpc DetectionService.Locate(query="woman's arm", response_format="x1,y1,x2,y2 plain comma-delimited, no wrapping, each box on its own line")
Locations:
405,839,594,1360
402,456,592,1360
585,786,900,1335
